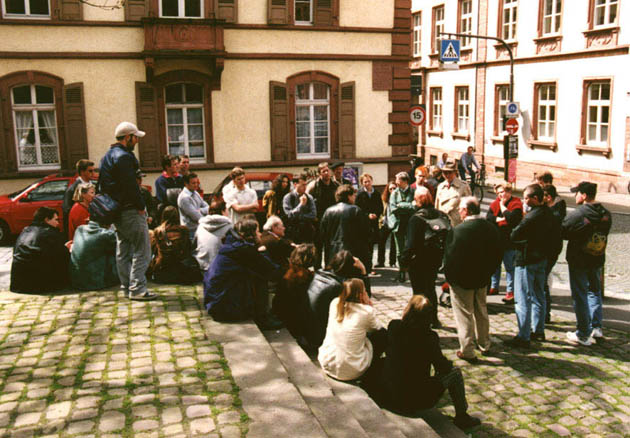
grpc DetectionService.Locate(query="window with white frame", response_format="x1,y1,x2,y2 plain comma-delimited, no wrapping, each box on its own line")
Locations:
586,81,610,145
2,0,50,18
165,83,206,161
502,0,518,40
433,6,444,53
11,85,59,169
295,0,312,24
593,0,618,27
536,83,556,140
295,82,330,157
496,84,510,135
431,88,442,130
459,0,473,47
413,12,421,57
542,0,561,35
160,0,202,18
456,87,470,132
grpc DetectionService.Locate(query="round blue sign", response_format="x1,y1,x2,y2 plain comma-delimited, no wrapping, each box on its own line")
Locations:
507,103,518,114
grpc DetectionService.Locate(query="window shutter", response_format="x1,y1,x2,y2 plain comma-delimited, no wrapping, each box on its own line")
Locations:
59,0,82,20
268,0,288,24
215,0,237,23
0,96,14,174
313,0,335,26
135,82,161,169
63,83,89,171
339,82,356,159
269,81,291,161
125,0,150,21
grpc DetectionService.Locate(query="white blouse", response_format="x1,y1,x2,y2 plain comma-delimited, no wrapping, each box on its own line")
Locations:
318,298,382,381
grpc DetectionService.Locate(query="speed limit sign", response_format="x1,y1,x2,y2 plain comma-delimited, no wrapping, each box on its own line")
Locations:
409,105,426,126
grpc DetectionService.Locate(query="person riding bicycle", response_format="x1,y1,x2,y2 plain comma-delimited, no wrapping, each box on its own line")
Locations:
458,147,480,188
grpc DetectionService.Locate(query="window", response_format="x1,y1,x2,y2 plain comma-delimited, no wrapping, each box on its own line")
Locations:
501,0,518,40
413,12,421,57
160,0,202,17
455,86,470,133
11,85,60,170
294,0,311,24
593,0,618,27
432,5,444,53
430,87,442,131
536,83,556,140
459,0,473,47
2,0,50,18
494,84,510,136
586,81,610,146
165,83,206,161
28,179,68,201
295,82,330,158
541,0,562,35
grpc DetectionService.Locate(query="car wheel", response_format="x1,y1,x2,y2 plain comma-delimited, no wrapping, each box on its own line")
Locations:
0,220,10,245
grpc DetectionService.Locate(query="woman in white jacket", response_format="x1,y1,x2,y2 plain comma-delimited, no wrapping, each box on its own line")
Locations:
318,278,387,381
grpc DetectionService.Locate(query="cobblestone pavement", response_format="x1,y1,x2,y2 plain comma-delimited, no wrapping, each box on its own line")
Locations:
0,286,247,438
371,283,630,438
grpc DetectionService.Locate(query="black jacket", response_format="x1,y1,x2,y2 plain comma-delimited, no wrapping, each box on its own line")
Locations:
320,202,371,266
444,218,502,289
400,206,445,270
304,270,344,348
562,203,612,268
98,143,144,211
308,178,339,220
356,189,383,241
10,222,70,293
510,205,554,266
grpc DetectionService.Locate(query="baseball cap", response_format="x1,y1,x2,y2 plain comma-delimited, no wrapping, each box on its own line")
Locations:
570,181,597,198
114,122,145,138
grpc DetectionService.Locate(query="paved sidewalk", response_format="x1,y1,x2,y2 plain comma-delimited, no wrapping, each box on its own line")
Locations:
0,286,247,438
370,275,630,438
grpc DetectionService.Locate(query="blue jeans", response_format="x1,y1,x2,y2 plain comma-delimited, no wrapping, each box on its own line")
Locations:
514,260,547,340
491,248,516,292
568,265,603,340
114,210,151,296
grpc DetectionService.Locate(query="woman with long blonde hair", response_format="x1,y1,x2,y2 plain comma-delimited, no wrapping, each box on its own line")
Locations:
317,278,386,382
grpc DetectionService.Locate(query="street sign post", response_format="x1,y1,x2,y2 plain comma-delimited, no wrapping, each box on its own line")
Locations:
409,105,426,126
503,134,518,181
440,39,460,63
506,102,519,118
506,118,519,135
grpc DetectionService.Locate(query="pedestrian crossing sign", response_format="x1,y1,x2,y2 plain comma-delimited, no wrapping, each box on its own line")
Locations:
440,39,461,62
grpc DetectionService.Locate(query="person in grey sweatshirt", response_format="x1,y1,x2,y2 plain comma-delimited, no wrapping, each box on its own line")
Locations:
194,202,232,272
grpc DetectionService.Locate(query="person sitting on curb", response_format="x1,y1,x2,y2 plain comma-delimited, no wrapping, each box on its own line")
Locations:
177,172,209,241
193,202,232,273
367,295,481,431
70,203,118,291
11,207,70,293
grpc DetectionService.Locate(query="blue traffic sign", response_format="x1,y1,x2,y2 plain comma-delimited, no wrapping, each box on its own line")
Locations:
440,39,460,62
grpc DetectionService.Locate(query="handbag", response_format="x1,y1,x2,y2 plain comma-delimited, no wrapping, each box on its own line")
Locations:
90,193,121,225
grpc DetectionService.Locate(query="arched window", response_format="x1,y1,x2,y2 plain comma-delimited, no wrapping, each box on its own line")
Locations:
295,82,330,158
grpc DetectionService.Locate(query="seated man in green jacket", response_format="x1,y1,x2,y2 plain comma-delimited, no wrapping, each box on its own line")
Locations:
70,203,118,290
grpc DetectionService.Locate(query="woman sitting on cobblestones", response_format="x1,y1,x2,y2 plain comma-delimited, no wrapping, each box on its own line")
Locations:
370,295,480,430
318,278,386,382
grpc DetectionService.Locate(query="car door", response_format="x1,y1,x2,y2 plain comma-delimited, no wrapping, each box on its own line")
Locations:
13,179,70,232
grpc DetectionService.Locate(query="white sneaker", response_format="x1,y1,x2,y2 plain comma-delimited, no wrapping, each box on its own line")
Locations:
566,331,594,346
591,328,603,338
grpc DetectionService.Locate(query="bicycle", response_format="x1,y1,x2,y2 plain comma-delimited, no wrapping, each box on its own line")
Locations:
465,164,486,202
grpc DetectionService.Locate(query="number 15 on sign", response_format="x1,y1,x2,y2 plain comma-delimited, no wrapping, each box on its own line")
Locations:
409,105,426,126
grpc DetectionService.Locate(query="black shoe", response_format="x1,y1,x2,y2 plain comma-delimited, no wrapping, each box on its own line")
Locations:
256,315,284,331
531,332,546,341
503,335,530,349
545,314,551,324
454,414,481,430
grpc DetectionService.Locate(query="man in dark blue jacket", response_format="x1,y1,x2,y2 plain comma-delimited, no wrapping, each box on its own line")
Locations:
562,182,612,346
99,122,156,300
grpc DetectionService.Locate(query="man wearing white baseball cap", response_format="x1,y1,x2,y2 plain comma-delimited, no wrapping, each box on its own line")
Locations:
98,121,157,300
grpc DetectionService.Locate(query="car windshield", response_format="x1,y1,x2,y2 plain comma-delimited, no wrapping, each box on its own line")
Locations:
9,180,42,200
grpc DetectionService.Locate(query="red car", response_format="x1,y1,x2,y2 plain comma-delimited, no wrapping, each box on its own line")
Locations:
0,172,90,244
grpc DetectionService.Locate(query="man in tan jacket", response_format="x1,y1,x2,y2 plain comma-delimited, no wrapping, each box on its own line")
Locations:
435,159,472,227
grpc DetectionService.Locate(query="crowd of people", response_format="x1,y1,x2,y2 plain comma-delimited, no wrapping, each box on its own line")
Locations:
8,121,613,429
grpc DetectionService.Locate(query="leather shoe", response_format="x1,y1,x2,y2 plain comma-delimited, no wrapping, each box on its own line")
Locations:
456,350,478,364
531,332,546,341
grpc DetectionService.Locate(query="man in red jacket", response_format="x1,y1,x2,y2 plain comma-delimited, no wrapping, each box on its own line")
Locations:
485,184,523,303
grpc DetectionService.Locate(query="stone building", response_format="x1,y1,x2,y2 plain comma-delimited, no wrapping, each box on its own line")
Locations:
411,0,630,191
0,0,413,192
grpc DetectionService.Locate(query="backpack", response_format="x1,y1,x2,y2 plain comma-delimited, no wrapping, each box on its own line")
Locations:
582,211,611,257
415,209,452,254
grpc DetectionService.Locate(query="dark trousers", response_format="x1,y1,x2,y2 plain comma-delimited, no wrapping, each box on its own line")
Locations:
377,225,397,266
409,265,439,322
544,255,559,320
360,328,388,388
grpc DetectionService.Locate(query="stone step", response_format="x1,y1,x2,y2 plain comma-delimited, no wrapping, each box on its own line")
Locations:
264,329,371,438
201,319,328,438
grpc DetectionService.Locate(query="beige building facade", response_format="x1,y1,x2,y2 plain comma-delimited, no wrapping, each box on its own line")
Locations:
0,0,413,193
412,0,630,191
